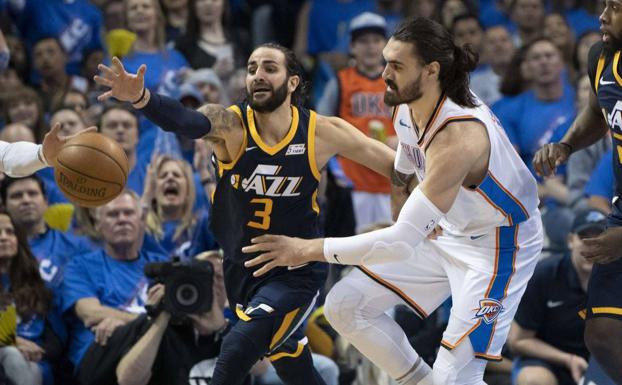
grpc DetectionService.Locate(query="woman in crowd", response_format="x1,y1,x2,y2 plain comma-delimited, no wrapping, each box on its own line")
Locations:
143,155,216,259
0,211,53,385
175,0,247,79
120,0,188,92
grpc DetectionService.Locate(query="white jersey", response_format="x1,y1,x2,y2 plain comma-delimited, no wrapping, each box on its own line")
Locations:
0,141,47,177
393,94,539,235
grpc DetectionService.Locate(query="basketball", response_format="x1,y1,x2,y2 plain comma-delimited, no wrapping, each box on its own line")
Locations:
54,132,129,208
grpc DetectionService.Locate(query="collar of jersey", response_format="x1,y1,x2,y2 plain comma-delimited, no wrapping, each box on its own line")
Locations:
246,106,299,156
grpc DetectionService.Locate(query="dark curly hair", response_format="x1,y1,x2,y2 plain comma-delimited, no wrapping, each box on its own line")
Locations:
392,17,479,108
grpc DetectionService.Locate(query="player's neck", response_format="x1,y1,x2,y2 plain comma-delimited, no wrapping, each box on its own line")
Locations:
407,86,443,131
533,81,563,102
253,103,293,145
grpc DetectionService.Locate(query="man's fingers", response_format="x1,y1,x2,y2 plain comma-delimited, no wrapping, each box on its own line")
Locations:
253,261,278,277
137,64,147,81
251,234,279,244
242,242,277,254
48,122,61,137
93,75,114,88
63,126,96,141
244,253,274,267
111,56,127,74
97,63,118,78
97,91,113,102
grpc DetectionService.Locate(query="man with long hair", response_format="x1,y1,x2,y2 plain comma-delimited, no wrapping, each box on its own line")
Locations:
243,18,543,385
95,43,394,384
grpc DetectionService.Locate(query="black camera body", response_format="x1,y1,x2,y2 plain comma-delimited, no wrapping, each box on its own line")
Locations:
144,258,214,318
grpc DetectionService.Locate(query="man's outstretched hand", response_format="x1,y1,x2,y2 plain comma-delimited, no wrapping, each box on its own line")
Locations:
42,122,96,166
94,56,146,103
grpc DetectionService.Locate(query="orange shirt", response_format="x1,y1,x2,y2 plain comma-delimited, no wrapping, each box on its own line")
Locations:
337,67,394,193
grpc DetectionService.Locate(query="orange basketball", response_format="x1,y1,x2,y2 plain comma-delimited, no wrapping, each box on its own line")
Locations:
54,132,129,208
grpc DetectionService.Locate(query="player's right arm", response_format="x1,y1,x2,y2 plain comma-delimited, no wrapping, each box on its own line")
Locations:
95,57,215,139
533,43,610,177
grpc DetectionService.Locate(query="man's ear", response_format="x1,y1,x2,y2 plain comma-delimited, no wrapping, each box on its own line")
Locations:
426,61,441,81
288,75,301,93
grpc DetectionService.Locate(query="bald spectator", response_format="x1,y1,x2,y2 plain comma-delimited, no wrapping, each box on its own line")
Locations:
0,123,35,143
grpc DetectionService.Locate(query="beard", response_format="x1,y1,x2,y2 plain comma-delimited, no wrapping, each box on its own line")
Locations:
384,74,423,106
604,32,622,55
247,80,289,113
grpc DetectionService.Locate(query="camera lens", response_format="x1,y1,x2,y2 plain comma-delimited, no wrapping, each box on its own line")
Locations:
176,283,199,306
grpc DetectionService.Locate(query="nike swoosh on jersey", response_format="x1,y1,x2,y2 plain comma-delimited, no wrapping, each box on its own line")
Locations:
245,146,258,152
470,234,486,240
546,300,564,308
600,77,616,86
399,119,411,128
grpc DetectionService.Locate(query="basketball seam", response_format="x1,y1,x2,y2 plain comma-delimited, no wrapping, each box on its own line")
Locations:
61,144,129,180
56,158,124,192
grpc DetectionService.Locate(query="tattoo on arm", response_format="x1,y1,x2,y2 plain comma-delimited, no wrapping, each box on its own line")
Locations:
391,168,413,187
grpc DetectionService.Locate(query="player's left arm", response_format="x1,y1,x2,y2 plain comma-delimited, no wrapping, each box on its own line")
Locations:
244,121,489,274
313,115,395,178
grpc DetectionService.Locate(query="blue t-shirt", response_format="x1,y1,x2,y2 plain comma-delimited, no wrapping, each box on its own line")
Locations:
62,249,168,367
493,84,576,167
29,228,92,342
565,8,599,38
8,0,104,76
479,1,515,31
29,228,92,290
126,160,149,196
307,0,375,54
154,209,217,260
119,48,188,92
36,168,69,204
585,149,614,202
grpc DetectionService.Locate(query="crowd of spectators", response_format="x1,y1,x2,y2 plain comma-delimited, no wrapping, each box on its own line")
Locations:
0,0,613,384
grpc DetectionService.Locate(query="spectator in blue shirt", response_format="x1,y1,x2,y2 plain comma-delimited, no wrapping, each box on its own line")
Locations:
98,104,148,195
6,0,104,78
143,155,216,259
0,175,92,342
119,0,188,93
585,148,614,215
0,211,53,385
494,38,576,168
62,190,168,373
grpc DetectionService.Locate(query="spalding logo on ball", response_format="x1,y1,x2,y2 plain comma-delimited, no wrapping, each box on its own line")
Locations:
54,132,129,208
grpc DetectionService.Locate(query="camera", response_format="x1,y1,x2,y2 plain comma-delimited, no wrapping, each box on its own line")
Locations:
144,258,213,318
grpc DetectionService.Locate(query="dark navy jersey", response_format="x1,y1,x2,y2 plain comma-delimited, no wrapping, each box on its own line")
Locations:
588,41,622,199
210,103,326,306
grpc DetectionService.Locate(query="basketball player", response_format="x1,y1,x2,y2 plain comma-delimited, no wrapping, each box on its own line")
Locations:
533,2,622,383
94,44,394,385
0,122,93,177
243,18,544,385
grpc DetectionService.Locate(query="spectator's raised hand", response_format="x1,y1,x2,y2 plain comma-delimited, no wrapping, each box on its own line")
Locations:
94,57,146,103
16,336,45,362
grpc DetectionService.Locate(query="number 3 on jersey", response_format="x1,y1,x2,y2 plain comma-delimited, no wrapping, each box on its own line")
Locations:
248,198,273,230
